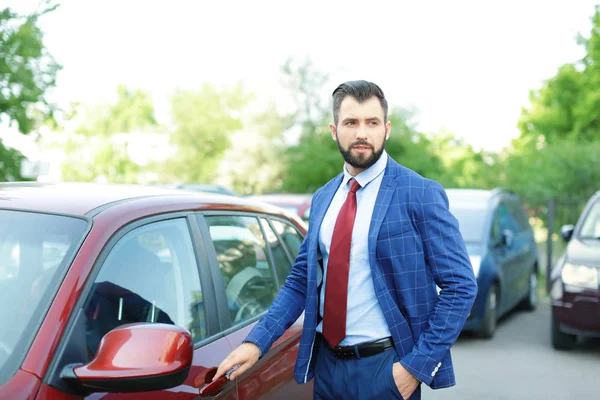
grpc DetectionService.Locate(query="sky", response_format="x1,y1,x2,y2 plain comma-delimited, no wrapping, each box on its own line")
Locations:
3,0,599,155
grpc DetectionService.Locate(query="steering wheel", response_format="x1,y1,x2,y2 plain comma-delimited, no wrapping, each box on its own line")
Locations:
233,301,264,323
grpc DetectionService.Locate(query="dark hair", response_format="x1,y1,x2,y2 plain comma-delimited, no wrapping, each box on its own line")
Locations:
332,80,388,126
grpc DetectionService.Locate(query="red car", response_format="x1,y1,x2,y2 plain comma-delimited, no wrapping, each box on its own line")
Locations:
0,182,312,399
246,194,312,223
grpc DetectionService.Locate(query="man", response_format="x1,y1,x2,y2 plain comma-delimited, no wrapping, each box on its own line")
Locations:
214,80,478,399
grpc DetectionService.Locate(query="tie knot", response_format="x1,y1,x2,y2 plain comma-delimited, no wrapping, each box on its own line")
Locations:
349,179,361,193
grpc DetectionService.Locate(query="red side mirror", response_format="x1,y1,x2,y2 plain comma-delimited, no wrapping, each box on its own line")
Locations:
61,323,193,393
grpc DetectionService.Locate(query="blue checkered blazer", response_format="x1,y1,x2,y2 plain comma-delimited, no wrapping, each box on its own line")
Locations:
245,157,477,389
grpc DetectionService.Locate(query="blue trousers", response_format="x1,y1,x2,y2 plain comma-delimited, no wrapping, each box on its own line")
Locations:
314,340,422,400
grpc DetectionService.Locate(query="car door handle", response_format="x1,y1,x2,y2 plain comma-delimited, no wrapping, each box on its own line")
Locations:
198,367,228,396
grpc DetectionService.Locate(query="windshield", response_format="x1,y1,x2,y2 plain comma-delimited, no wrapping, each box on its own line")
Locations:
580,200,600,239
449,206,488,244
0,210,88,384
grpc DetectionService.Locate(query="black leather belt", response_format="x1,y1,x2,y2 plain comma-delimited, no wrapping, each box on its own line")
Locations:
325,336,395,359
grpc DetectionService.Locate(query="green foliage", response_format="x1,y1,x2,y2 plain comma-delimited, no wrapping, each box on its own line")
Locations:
58,87,157,182
160,84,250,183
384,111,446,184
0,2,60,134
503,138,600,205
0,2,59,181
225,103,287,195
280,116,341,193
61,139,140,183
0,139,25,181
512,4,600,224
429,132,502,190
75,85,157,136
519,5,600,144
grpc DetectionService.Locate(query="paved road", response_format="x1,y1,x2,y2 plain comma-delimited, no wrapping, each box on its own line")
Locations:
423,299,600,400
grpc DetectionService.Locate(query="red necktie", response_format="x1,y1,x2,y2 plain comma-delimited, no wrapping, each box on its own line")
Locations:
323,178,361,348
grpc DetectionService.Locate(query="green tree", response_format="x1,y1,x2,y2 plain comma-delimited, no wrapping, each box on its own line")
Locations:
0,1,60,181
75,85,157,136
54,87,158,183
510,4,600,222
0,2,60,134
0,143,24,181
519,5,600,144
223,103,287,195
384,110,446,184
428,131,502,189
160,84,250,183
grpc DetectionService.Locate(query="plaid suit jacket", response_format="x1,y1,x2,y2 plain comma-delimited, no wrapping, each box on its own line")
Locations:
245,156,477,389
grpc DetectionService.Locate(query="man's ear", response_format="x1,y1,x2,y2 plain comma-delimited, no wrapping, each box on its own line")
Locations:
330,123,337,141
385,120,391,140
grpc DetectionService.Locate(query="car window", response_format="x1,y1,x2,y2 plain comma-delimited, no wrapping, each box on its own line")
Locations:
580,200,600,238
270,219,304,257
491,202,522,244
0,211,88,385
204,215,278,326
491,204,507,244
83,218,205,357
507,199,528,233
260,218,293,287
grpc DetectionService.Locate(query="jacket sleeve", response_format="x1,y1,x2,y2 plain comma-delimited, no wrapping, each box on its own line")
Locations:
399,180,478,386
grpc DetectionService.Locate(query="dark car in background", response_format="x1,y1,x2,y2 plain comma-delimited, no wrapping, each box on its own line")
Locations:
247,194,312,223
446,189,539,338
0,182,311,399
549,190,600,350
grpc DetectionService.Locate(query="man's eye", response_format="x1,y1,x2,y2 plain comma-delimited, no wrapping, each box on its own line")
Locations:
369,121,378,126
346,121,356,126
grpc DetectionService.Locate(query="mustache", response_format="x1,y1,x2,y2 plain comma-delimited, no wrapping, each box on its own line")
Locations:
350,141,374,149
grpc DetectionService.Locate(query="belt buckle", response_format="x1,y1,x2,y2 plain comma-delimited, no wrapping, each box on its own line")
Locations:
333,346,354,358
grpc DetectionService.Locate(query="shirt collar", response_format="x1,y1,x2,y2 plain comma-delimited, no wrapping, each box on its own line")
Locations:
342,150,388,189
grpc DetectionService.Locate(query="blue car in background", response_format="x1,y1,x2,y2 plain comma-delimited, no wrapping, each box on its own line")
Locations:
446,189,539,338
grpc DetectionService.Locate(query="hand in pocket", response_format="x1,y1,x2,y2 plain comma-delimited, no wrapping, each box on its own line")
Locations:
392,362,419,399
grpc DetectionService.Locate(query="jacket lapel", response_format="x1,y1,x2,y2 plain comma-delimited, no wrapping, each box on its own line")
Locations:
309,175,342,246
368,159,399,250
308,173,343,270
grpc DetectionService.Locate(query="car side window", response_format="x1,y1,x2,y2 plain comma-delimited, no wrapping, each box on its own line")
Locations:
491,203,508,245
204,215,278,326
259,218,293,287
270,219,303,257
506,199,527,233
491,202,523,245
83,218,205,357
508,203,523,233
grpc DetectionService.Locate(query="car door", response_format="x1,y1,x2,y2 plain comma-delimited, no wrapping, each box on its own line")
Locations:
198,213,312,400
489,202,523,313
43,214,238,400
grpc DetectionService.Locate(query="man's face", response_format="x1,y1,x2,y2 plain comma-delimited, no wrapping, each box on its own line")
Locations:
330,96,391,174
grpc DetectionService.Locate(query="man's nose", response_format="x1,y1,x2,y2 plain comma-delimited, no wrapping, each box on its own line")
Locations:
355,123,368,139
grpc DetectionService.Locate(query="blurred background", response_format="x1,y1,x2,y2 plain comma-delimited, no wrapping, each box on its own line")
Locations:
3,0,600,278
2,1,600,398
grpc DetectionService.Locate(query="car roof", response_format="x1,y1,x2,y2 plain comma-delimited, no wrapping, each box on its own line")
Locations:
0,182,271,216
445,188,500,210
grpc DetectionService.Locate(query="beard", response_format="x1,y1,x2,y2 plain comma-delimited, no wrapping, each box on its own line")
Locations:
337,137,385,170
